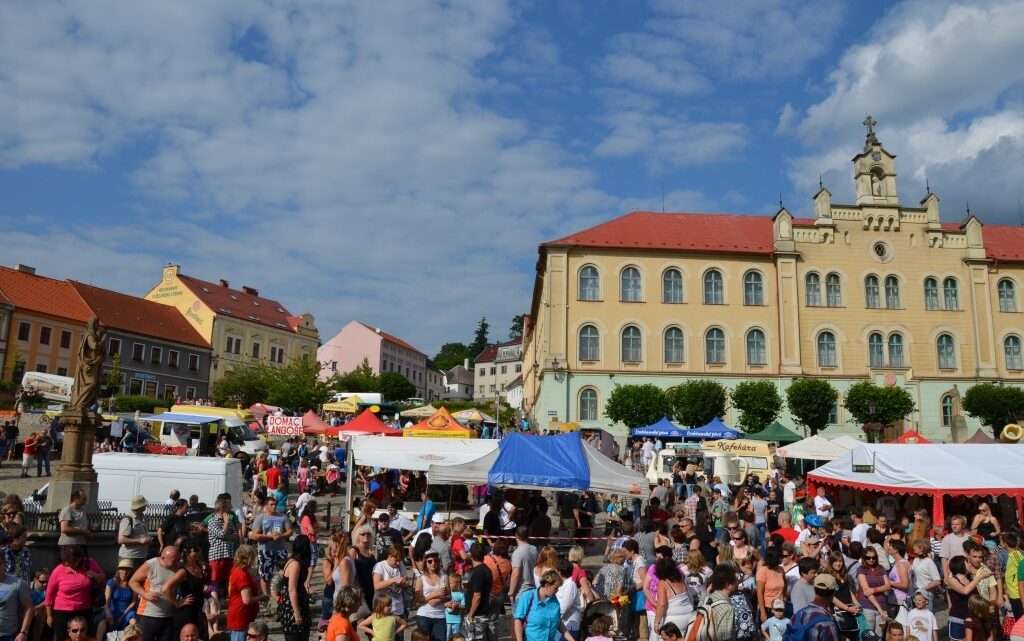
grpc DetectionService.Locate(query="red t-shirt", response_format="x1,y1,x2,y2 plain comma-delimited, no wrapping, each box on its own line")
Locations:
265,466,280,490
226,566,259,631
772,527,799,544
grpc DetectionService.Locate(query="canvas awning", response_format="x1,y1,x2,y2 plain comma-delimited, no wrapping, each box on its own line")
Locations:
324,396,361,413
747,421,802,444
428,432,646,496
777,435,849,461
405,407,473,438
888,430,931,444
452,409,496,424
400,404,437,418
301,410,333,435
332,409,401,436
964,429,997,444
807,443,1024,526
350,434,498,471
830,435,864,451
630,416,685,438
683,417,740,440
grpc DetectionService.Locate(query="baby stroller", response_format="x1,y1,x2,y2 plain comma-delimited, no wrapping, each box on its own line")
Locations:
581,600,629,641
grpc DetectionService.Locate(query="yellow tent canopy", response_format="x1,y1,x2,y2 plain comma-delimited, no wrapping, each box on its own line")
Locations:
400,404,438,418
551,421,579,432
405,406,473,438
323,395,361,414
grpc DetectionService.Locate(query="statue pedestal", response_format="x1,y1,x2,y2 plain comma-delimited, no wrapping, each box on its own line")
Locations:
45,411,99,512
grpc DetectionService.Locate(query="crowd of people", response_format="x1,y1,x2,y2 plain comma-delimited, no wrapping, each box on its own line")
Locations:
1,439,1023,641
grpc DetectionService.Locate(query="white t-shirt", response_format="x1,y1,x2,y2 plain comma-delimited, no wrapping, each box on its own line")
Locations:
783,481,796,505
813,495,834,519
850,522,870,546
898,607,938,641
940,532,968,561
556,578,581,629
641,441,655,464
912,557,940,592
372,561,406,614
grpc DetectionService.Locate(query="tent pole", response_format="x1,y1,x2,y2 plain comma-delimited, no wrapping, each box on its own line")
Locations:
344,437,354,530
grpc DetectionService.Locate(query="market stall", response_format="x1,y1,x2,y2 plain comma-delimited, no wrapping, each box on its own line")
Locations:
452,408,496,424
888,430,930,444
400,404,437,419
428,432,646,496
324,395,361,414
830,435,864,451
964,430,997,444
747,421,802,444
332,409,401,436
301,410,333,435
630,416,685,438
683,417,741,440
777,435,849,461
807,443,1024,527
404,406,473,438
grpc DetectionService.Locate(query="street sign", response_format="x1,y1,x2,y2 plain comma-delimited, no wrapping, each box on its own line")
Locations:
265,415,303,436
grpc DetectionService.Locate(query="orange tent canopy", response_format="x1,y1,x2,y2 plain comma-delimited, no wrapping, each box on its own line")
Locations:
333,409,401,436
889,430,931,444
302,410,333,435
405,407,473,438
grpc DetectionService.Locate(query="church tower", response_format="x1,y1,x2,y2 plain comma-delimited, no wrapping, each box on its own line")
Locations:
852,115,899,206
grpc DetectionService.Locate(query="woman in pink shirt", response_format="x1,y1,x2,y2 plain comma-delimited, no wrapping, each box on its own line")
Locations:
46,545,105,639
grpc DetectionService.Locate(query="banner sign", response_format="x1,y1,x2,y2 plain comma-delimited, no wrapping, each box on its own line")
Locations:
702,439,772,458
265,415,303,436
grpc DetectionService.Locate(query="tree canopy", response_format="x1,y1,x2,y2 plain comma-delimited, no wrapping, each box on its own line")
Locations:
843,380,916,442
213,357,331,410
962,382,1024,439
509,314,525,341
471,317,490,355
330,358,378,393
730,380,783,433
432,342,474,372
667,379,727,427
785,378,837,436
379,372,417,402
604,384,670,428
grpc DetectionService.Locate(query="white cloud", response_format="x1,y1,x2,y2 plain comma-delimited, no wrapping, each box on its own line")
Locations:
0,1,628,353
601,33,708,95
776,103,796,135
595,111,747,169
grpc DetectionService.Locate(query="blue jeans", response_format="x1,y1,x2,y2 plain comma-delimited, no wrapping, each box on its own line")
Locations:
755,523,766,551
229,631,247,641
417,615,446,641
673,481,685,498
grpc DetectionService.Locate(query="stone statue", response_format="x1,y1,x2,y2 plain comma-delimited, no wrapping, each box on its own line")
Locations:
70,318,106,414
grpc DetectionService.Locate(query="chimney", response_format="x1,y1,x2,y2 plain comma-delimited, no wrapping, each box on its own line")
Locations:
463,358,469,370
241,286,259,296
219,279,230,288
375,327,381,334
16,264,35,275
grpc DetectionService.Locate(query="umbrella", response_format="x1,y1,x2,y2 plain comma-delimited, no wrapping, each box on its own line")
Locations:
400,404,437,418
452,408,496,424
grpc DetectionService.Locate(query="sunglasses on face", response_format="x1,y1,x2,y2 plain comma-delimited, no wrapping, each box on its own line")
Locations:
864,556,878,561
731,536,743,541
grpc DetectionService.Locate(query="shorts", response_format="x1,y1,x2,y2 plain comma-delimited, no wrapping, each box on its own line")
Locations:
948,616,965,641
209,558,234,586
257,547,288,581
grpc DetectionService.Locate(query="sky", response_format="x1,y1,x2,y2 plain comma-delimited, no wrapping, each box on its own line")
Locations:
3,0,1024,357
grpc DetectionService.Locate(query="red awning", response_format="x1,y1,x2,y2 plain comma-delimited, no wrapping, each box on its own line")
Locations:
302,410,333,435
888,430,930,444
330,409,401,436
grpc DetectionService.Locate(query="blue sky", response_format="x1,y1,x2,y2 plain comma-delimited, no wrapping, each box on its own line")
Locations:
2,1,1024,356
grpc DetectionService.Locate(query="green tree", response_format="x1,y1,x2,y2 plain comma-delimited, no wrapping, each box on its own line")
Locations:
379,372,417,402
604,384,670,428
731,380,783,433
509,314,525,341
667,379,727,427
329,358,379,393
105,353,123,390
844,381,916,442
785,378,837,436
471,317,490,355
112,395,163,413
962,382,1024,439
211,363,273,407
266,356,331,410
432,343,474,372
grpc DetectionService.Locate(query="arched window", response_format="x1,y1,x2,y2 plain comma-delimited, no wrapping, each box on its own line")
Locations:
865,275,880,309
817,331,837,367
579,265,600,301
1005,335,1023,370
943,277,959,310
868,332,884,368
924,277,939,311
937,333,955,369
826,273,841,307
579,388,598,421
664,327,684,363
621,326,642,362
705,328,725,364
662,269,683,304
743,271,763,306
620,266,642,302
578,325,600,361
703,269,724,305
941,395,955,427
888,333,904,368
999,279,1017,313
805,273,821,306
746,329,766,365
884,275,900,308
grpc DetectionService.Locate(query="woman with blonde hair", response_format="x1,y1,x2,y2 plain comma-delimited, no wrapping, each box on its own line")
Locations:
321,531,355,627
681,550,711,603
566,546,596,604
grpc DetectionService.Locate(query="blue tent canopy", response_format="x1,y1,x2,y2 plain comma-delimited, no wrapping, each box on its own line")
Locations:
630,416,684,438
488,432,590,490
683,416,741,440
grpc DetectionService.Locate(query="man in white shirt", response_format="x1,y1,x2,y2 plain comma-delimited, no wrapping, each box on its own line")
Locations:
783,476,798,510
641,439,655,468
813,487,834,520
850,508,871,546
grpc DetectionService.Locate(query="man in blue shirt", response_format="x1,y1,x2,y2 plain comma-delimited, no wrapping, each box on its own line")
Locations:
415,488,435,530
513,569,574,641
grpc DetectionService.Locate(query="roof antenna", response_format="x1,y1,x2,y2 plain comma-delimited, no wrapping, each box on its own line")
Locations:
661,180,665,214
925,177,931,195
966,201,971,217
818,175,823,190
779,192,784,210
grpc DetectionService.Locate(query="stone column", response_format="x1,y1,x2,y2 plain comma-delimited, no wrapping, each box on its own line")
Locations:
45,410,99,512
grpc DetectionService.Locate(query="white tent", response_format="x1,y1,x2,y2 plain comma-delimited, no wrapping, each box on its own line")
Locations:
830,435,863,451
349,435,499,471
808,443,1024,526
777,434,849,461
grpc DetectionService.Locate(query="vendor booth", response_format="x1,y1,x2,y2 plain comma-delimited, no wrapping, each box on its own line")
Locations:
332,409,401,436
684,417,741,440
965,430,997,444
428,432,646,496
301,410,333,435
807,443,1024,527
830,435,863,451
747,421,802,444
777,435,849,461
452,408,496,424
404,407,473,438
400,404,437,419
630,416,685,438
324,395,361,414
888,430,930,444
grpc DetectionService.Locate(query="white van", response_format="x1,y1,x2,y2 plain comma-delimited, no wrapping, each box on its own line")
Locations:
93,452,242,513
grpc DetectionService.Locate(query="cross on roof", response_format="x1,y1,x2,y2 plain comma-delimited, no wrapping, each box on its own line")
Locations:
863,115,877,136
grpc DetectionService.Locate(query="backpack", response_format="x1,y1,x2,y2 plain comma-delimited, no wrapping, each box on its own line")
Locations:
781,608,833,641
684,595,732,641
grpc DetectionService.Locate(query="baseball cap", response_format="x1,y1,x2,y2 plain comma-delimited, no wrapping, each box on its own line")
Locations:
813,573,838,591
771,598,785,610
431,513,446,524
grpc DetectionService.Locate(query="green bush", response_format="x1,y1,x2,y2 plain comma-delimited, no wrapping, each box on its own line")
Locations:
112,395,164,413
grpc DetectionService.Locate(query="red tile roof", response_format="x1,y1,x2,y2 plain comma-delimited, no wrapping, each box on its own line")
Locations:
984,225,1024,263
0,266,93,322
70,281,209,348
544,211,776,255
474,339,522,363
178,274,301,333
357,322,424,356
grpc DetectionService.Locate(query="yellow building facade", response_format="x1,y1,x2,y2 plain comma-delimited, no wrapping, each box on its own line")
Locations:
146,265,319,383
523,130,1024,440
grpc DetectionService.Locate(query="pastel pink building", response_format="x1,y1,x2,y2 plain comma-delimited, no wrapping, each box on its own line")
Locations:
317,320,429,398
